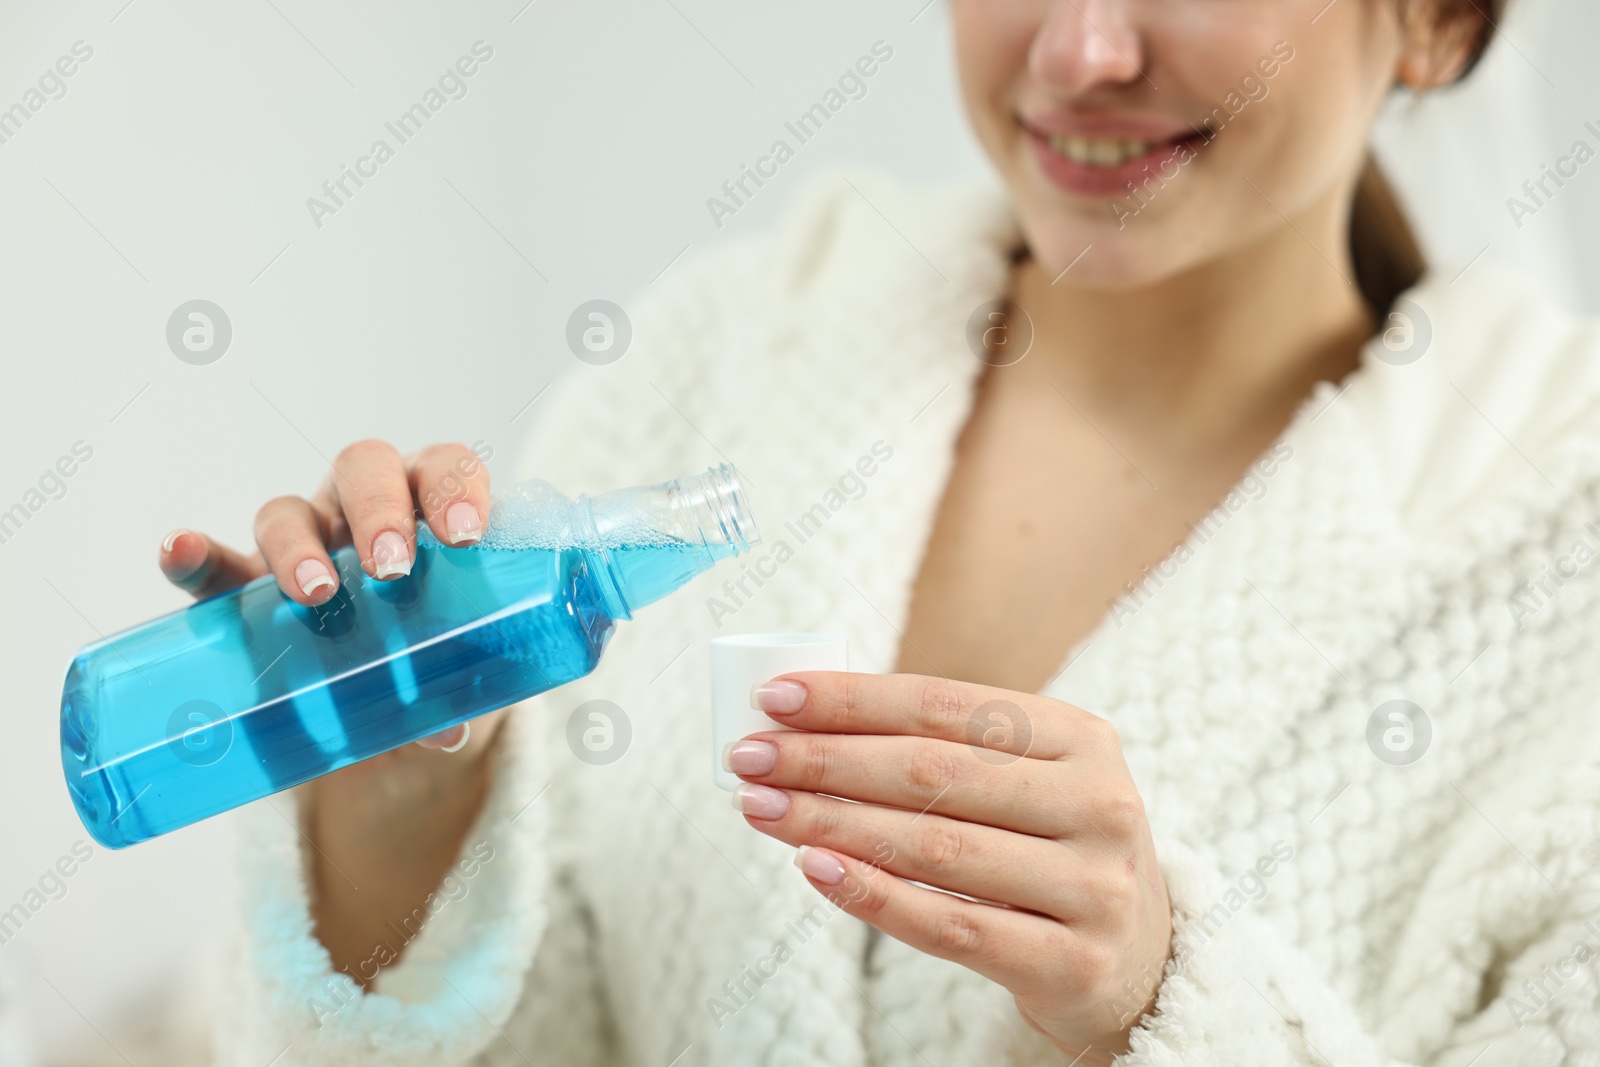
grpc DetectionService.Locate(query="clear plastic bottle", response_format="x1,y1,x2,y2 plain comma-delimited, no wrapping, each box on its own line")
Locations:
60,466,758,848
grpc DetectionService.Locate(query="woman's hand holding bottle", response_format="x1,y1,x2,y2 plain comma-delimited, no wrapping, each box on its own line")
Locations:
157,439,508,982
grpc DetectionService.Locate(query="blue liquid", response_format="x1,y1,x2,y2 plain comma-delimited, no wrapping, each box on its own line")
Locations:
61,534,727,848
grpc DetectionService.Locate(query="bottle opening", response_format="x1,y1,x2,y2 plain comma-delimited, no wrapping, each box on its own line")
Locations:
579,465,762,618
676,464,760,556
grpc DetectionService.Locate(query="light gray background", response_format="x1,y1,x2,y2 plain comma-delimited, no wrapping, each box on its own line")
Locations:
0,0,1593,1061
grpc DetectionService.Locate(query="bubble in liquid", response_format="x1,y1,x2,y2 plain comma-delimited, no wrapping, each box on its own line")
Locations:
418,480,673,553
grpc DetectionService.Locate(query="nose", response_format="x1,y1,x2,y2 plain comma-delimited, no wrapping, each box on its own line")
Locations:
1029,0,1146,95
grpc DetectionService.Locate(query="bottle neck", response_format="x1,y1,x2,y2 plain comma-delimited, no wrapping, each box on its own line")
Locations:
579,465,760,618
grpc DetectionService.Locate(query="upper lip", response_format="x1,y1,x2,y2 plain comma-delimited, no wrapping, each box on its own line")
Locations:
1018,110,1200,143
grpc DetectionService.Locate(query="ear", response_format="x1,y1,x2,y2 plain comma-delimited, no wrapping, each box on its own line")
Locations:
1395,0,1487,90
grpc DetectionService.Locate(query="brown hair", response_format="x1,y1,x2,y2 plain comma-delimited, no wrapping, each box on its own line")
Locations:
1352,0,1506,316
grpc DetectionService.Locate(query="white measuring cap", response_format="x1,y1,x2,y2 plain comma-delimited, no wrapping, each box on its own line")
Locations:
708,632,848,791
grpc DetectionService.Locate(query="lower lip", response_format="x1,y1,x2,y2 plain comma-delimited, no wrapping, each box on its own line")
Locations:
1025,129,1202,199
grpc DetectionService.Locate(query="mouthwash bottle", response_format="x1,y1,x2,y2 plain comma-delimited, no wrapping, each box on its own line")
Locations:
61,466,759,848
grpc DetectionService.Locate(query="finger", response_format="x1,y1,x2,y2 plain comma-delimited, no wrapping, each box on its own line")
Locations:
793,846,1070,995
738,787,1102,920
158,528,269,600
327,439,418,581
308,475,351,548
414,705,508,755
253,495,342,606
733,731,1075,837
755,672,1116,763
416,722,471,752
408,443,492,547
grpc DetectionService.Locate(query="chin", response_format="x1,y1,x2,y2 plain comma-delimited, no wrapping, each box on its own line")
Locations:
993,138,1196,291
1013,205,1193,293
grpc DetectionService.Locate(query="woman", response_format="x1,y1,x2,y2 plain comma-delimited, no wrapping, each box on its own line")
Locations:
166,0,1600,1063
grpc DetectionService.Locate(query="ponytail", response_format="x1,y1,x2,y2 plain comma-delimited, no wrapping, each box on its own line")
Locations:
1349,157,1427,319
1349,0,1506,316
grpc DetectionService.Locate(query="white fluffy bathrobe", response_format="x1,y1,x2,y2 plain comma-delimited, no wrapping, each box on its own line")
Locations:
216,174,1600,1066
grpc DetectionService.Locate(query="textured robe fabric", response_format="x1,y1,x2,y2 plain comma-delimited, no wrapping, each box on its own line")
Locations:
214,173,1600,1067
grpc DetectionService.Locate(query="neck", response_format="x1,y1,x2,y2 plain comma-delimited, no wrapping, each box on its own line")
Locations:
1010,188,1375,448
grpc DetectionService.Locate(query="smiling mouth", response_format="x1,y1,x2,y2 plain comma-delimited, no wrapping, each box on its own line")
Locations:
1016,113,1213,197
1038,130,1199,168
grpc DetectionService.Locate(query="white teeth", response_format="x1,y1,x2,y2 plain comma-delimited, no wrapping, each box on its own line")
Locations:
1046,133,1153,167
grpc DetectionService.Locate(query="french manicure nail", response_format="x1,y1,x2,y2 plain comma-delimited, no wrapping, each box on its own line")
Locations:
731,783,789,820
439,722,471,753
750,680,807,715
445,501,483,545
722,739,777,775
372,530,412,579
162,528,187,553
795,846,847,885
295,559,336,598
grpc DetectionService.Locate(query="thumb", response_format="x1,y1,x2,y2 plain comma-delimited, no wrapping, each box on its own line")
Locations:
159,528,269,600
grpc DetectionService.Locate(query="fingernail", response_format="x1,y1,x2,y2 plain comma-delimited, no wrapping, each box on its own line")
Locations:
161,528,187,553
440,723,471,753
372,530,412,579
750,680,807,715
731,783,789,820
295,559,336,599
722,739,777,776
445,502,483,545
794,846,846,885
